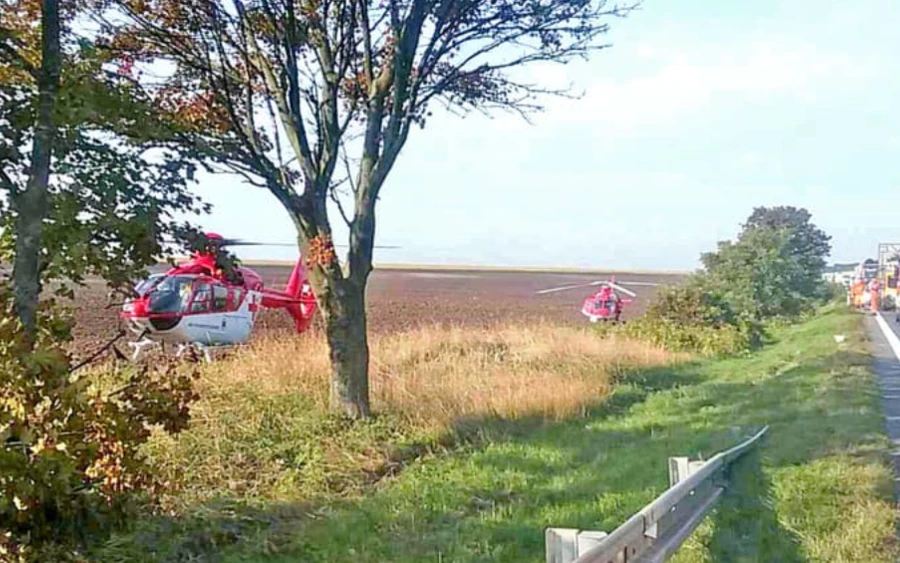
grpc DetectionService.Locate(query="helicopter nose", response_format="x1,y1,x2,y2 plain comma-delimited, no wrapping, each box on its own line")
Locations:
123,297,149,318
149,316,181,332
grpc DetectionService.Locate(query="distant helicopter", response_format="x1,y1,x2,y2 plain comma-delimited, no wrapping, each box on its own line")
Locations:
535,275,658,324
580,276,637,323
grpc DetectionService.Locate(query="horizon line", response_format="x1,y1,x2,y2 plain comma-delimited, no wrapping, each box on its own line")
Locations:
156,257,692,275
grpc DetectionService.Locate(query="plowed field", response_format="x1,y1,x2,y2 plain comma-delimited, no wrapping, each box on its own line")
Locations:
69,265,684,356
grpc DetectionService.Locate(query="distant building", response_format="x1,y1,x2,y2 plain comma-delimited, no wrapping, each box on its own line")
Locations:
822,262,860,287
822,270,854,286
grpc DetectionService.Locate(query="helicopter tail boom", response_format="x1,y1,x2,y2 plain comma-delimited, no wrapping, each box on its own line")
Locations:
269,257,317,333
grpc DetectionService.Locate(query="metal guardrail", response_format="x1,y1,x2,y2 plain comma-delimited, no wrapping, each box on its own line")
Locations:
545,425,769,563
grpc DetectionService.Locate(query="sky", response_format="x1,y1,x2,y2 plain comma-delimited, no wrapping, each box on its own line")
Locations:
185,0,899,271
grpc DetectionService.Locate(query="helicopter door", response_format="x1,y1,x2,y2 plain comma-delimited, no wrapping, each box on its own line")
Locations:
230,287,244,311
224,287,253,343
212,285,229,312
183,283,228,344
189,284,212,313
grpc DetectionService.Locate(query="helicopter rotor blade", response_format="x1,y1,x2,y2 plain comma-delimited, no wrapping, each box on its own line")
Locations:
160,233,399,249
216,238,401,249
535,281,600,295
593,280,640,297
607,282,637,297
613,281,661,287
536,275,664,296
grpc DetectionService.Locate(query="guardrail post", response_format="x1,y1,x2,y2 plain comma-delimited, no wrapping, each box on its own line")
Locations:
668,456,690,486
545,528,609,563
669,456,708,487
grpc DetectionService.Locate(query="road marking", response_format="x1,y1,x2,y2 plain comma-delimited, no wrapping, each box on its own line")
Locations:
875,312,900,362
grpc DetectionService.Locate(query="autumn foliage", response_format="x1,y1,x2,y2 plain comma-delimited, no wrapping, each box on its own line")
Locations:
0,283,200,561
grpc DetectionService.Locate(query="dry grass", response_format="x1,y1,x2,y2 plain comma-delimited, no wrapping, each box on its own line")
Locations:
201,324,682,431
135,324,682,508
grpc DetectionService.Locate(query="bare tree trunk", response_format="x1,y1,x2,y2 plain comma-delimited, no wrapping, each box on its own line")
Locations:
12,0,60,344
320,279,371,419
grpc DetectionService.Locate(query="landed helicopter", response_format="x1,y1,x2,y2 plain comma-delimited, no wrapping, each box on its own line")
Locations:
119,232,317,361
535,275,657,324
580,277,637,323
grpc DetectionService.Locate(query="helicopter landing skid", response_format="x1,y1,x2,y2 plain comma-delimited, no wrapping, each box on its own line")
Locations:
128,339,233,363
587,316,623,325
175,342,214,363
128,338,160,361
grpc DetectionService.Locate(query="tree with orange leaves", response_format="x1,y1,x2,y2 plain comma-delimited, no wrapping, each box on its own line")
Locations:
96,0,640,419
1,5,210,557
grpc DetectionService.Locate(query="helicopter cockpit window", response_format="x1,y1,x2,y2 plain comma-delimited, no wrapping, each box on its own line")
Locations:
212,285,229,311
146,276,197,314
135,273,165,296
231,288,244,309
190,284,212,313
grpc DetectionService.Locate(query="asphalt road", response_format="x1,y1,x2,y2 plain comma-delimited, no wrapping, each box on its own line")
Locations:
866,311,900,500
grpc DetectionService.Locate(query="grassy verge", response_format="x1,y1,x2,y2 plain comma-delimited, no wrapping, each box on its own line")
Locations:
97,307,898,562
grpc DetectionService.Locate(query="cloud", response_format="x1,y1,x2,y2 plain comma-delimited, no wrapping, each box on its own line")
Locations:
534,38,880,136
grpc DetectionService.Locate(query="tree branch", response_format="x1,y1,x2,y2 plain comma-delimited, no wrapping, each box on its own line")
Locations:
329,182,353,229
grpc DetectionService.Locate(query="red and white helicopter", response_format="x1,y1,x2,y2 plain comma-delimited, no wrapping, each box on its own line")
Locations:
119,232,317,361
579,276,636,323
536,275,658,324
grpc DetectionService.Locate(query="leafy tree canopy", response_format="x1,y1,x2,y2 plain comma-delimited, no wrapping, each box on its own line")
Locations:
0,0,210,295
700,206,831,321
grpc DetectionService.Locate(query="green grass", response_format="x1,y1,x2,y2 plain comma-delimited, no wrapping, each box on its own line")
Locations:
96,306,899,562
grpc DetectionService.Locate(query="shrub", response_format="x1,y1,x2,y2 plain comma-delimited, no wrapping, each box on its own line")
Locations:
609,317,755,356
821,281,849,305
0,285,200,561
645,280,739,327
699,206,832,322
605,281,762,356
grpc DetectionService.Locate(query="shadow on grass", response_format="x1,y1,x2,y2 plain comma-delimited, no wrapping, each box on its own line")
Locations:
705,447,806,562
449,361,706,442
95,332,893,562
